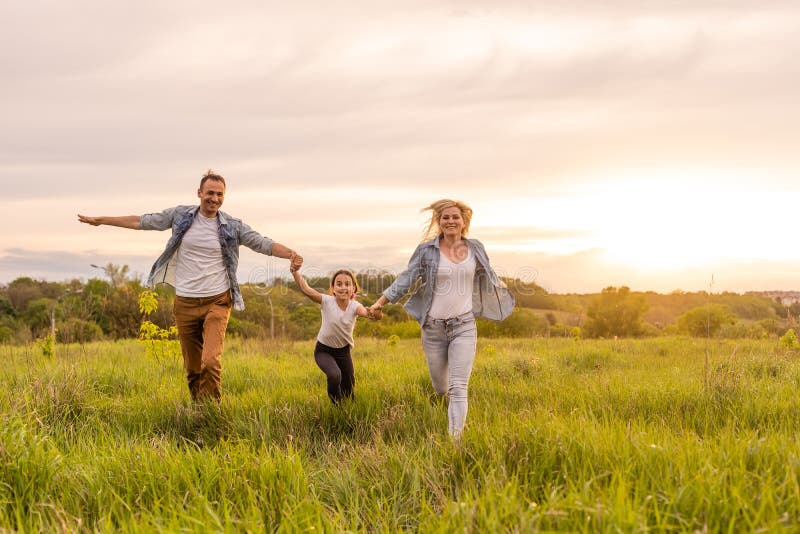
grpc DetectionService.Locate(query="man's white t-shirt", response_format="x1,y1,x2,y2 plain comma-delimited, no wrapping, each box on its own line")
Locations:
175,213,230,297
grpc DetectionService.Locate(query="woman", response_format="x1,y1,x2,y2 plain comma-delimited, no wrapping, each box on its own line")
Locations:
368,199,514,439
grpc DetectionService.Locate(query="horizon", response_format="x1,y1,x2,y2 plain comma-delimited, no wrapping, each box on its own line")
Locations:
2,261,798,297
3,2,799,294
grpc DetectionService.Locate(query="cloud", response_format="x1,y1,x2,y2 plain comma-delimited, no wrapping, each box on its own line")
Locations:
477,226,593,242
490,248,800,295
0,248,153,284
2,2,799,291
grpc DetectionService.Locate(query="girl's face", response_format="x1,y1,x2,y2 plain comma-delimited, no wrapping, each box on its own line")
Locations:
439,206,464,238
332,273,356,300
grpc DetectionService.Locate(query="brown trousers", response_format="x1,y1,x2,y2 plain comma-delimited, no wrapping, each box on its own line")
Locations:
173,290,232,401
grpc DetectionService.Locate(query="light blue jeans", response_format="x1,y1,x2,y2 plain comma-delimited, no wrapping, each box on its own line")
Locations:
421,312,478,438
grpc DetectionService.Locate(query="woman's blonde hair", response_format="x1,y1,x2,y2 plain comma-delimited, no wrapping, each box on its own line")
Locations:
328,269,360,299
421,199,473,241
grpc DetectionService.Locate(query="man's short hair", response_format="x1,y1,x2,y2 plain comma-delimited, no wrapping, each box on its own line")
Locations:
200,169,226,190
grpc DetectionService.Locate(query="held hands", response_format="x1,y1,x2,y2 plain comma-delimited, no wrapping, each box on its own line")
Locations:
366,295,388,321
289,252,303,273
366,304,383,321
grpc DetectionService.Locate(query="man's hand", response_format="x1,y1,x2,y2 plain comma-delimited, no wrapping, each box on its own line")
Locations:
77,214,141,229
78,214,101,226
289,252,303,273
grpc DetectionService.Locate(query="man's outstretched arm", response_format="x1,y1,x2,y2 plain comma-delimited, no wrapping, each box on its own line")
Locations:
270,242,298,260
78,214,141,229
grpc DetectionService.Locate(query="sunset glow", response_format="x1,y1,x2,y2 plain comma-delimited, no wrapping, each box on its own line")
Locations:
2,2,799,293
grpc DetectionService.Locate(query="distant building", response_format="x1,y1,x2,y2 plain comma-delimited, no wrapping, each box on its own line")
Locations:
746,291,800,306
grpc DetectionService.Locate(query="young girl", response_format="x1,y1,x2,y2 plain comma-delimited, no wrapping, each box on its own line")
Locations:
291,260,381,403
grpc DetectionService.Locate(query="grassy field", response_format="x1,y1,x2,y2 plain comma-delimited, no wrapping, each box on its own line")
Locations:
2,335,800,532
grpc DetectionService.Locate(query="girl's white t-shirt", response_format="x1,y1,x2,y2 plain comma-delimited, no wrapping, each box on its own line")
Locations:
175,213,230,297
427,248,476,320
317,294,359,348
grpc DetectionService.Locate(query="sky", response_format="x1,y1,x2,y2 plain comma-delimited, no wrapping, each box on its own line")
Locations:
2,1,799,294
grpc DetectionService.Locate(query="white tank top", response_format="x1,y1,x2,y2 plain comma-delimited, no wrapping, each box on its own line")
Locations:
427,248,476,320
175,213,230,297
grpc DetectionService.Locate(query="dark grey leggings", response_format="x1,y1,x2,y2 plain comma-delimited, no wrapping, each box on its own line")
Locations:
314,341,355,403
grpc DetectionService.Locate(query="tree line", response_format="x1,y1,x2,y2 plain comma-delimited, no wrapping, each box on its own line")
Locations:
1,264,796,344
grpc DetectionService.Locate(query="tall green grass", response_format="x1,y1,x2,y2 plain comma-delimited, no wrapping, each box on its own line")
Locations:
1,336,799,531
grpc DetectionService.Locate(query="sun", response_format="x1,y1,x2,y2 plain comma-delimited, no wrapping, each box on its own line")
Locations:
457,171,799,279
591,174,799,271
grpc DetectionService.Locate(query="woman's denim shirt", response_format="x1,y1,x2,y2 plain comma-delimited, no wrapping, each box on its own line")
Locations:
382,237,515,325
140,205,274,311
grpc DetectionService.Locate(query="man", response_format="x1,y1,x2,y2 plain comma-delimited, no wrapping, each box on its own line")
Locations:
78,170,300,401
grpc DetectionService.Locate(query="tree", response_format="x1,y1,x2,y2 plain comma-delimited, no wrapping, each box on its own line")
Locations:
22,297,55,338
506,278,557,310
476,308,549,338
94,263,133,288
288,305,321,340
0,295,15,317
6,277,45,311
103,283,144,338
583,286,648,338
677,304,734,337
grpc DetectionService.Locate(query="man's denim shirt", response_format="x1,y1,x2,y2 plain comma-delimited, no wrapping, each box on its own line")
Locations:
140,205,274,311
382,237,515,325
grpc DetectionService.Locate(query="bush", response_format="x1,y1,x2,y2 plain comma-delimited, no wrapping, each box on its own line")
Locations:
662,324,680,336
477,308,548,338
227,317,264,338
354,318,383,338
0,325,13,343
780,329,799,350
677,305,734,337
640,323,662,337
137,290,180,362
288,305,321,340
39,334,54,358
583,286,648,338
717,322,747,339
56,318,103,344
386,320,421,339
547,324,577,337
758,318,784,336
